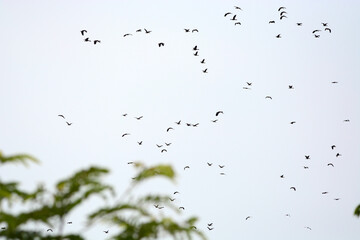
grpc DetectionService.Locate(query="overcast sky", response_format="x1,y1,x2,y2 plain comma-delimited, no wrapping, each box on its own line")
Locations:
1,0,360,239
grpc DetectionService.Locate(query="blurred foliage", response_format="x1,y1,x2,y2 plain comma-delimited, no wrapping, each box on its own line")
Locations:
355,205,360,217
0,151,206,240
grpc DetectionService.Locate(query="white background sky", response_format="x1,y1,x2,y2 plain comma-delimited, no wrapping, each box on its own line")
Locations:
1,0,360,239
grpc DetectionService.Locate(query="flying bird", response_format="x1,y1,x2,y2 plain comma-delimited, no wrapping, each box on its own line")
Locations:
290,121,296,124
192,29,199,33
193,45,199,51
245,216,251,220
94,40,101,45
123,33,132,37
312,30,321,34
234,6,242,10
66,121,72,126
194,51,199,56
47,229,53,232
215,111,224,116
184,166,190,170
269,20,275,24
305,227,312,230
322,192,328,194
280,15,287,20
165,142,172,146
278,7,286,11
231,15,237,21
224,12,232,17
167,127,174,132
137,141,143,145
220,172,226,175
207,227,214,230
104,230,109,234
305,155,310,159
276,34,281,38
136,29,142,32
290,187,296,191
322,23,328,26
243,87,251,90
297,23,303,26
144,28,152,34
212,119,218,123
200,59,205,64
219,165,225,168
80,30,87,36
285,214,291,217
156,144,163,148
67,222,72,224
235,22,241,25
331,145,336,150
122,133,130,137
325,28,331,33
208,223,213,226
158,42,165,47
184,28,190,32
207,162,213,166
84,38,91,42
186,123,192,126
280,175,284,178
58,114,65,119
127,162,134,164
280,11,287,16
334,198,340,201
161,149,167,153
344,119,350,122
135,116,143,120
192,123,199,127
175,120,181,125
336,153,342,157
246,82,252,86
179,207,185,210
314,34,320,38
174,191,179,194
265,96,273,99
332,81,338,84
303,166,309,169
202,68,208,73
122,113,128,117
191,226,197,229
288,85,294,89
169,198,175,201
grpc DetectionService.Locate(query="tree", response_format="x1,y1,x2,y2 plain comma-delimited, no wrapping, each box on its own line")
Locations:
0,151,206,240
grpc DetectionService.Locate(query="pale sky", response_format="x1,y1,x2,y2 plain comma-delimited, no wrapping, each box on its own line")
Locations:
1,0,360,239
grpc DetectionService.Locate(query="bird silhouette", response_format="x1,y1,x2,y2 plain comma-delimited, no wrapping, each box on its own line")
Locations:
212,119,218,123
280,175,284,178
165,142,172,146
123,33,132,37
305,227,312,230
322,192,328,194
135,116,143,120
144,28,151,34
216,111,224,116
191,226,197,229
235,22,241,25
280,11,287,16
219,165,225,168
220,172,226,175
137,141,143,145
184,166,190,170
122,113,128,117
331,145,336,150
332,81,338,84
67,222,72,224
305,155,310,159
47,229,53,232
314,34,320,38
200,59,205,64
234,6,242,10
207,227,214,230
207,162,213,166
174,191,179,194
158,42,165,47
325,28,331,33
156,144,163,148
336,153,342,157
344,119,350,122
186,123,192,126
136,29,142,32
322,23,328,26
66,121,73,126
243,87,251,90
192,123,199,127
175,120,181,125
184,28,190,32
161,149,167,153
280,15,287,20
276,34,281,38
245,216,251,220
127,162,134,164
290,187,296,191
246,82,252,86
303,166,309,169
84,38,91,42
58,114,65,119
167,127,174,132
158,206,164,209
192,29,199,33
193,45,199,51
285,214,290,217
104,230,109,234
231,15,237,21
203,68,208,73
278,7,286,11
312,30,321,34
290,121,296,124
94,40,101,45
80,30,87,36
179,206,185,210
169,198,175,201
208,223,213,226
265,96,273,99
334,198,340,201
288,85,294,89
122,133,130,137
297,23,303,26
327,163,334,167
269,20,275,24
224,12,232,17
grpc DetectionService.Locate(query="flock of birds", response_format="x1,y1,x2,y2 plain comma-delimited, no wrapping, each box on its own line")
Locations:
1,3,351,238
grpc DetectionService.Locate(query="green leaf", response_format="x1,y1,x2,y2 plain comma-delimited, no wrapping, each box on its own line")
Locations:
133,164,175,182
355,204,360,217
0,151,39,166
